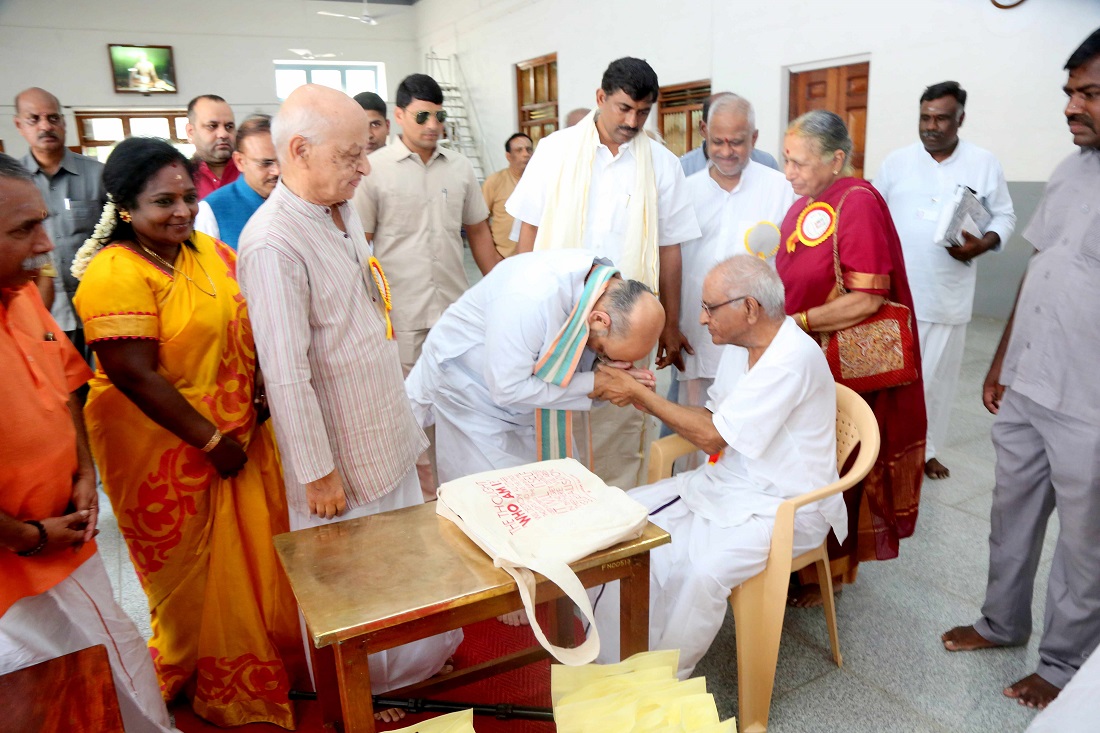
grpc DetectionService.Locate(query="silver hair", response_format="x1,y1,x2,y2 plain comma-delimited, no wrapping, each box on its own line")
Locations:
271,103,329,161
713,255,786,321
787,109,854,176
604,278,655,338
0,153,34,182
707,93,755,130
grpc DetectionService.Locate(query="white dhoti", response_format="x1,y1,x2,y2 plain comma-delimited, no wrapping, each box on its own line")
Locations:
916,320,967,461
289,467,463,693
0,553,176,733
590,477,831,679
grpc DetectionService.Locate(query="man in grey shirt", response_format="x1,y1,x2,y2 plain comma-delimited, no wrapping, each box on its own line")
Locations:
941,27,1100,712
15,87,105,363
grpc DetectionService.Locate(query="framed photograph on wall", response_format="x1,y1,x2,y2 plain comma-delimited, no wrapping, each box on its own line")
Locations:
108,44,177,94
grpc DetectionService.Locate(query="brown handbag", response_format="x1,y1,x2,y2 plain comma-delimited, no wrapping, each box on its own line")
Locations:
818,187,919,393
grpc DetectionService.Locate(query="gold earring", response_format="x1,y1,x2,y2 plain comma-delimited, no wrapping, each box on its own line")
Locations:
119,210,132,223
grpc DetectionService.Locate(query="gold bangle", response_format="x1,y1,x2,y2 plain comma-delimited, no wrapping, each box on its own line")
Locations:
201,428,223,453
799,311,811,332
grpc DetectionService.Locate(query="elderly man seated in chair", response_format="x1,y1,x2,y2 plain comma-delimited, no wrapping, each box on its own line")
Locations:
588,255,848,678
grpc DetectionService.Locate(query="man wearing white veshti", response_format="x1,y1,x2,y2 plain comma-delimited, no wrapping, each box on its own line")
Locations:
874,80,1015,480
678,94,794,415
406,249,664,485
506,57,700,491
588,256,846,678
236,85,460,722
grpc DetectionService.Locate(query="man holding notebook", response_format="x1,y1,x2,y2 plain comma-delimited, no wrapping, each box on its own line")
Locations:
875,81,1015,480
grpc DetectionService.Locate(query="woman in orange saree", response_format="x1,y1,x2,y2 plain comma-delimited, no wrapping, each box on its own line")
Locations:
72,138,303,728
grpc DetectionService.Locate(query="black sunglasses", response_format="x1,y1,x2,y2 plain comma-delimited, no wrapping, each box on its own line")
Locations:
414,110,447,125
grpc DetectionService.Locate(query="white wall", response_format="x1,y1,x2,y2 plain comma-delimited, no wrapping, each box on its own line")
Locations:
712,0,1100,181
415,0,714,173
4,0,1097,181
415,0,1100,180
0,0,419,156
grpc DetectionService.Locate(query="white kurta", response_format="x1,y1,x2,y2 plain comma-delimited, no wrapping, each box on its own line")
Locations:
504,123,701,275
406,250,605,482
591,318,846,677
874,139,1016,325
0,554,176,733
678,162,795,382
875,139,1015,462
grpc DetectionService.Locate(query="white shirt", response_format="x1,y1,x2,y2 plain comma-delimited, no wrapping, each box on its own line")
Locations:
875,140,1016,325
679,318,846,540
678,163,795,380
505,123,700,271
407,250,603,431
193,201,220,242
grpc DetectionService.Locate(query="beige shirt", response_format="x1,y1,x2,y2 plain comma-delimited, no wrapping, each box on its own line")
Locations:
482,167,520,257
353,138,489,333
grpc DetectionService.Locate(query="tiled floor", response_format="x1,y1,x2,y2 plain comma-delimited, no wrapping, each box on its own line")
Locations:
95,301,1051,731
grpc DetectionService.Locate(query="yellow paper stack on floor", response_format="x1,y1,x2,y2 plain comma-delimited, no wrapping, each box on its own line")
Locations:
551,650,737,733
388,708,476,733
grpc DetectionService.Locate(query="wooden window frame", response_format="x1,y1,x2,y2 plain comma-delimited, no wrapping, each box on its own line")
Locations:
657,79,711,157
515,53,558,144
74,108,189,152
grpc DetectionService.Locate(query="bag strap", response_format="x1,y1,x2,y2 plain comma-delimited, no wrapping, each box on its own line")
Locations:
436,500,601,666
829,185,876,298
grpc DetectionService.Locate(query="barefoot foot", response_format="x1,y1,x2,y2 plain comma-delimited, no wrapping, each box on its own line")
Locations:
1004,673,1061,709
941,625,1002,651
374,707,406,723
925,458,951,480
497,609,530,627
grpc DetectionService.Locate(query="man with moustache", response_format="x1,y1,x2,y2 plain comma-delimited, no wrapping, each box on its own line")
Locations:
679,92,780,176
941,27,1100,711
194,114,279,250
507,57,700,490
482,132,533,257
15,87,105,363
237,85,461,718
354,91,391,153
677,94,794,416
186,94,238,199
0,153,175,733
875,81,1015,480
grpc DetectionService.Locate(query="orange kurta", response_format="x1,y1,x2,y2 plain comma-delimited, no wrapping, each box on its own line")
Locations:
0,284,94,615
74,233,303,729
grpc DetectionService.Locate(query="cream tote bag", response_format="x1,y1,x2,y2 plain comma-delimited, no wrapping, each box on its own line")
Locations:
436,458,649,665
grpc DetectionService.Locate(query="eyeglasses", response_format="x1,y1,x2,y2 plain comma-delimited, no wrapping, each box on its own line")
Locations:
700,294,749,317
413,110,447,125
243,156,278,170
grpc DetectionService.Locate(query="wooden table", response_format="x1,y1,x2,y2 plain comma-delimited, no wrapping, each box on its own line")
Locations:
0,645,124,733
274,501,670,732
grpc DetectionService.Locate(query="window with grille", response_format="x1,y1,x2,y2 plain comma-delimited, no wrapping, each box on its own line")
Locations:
657,80,711,157
516,53,558,146
74,109,191,163
274,61,387,101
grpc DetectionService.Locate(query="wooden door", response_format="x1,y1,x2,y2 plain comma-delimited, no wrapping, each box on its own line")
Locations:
789,62,869,178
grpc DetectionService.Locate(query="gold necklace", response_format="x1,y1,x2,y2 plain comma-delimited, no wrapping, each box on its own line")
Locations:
138,243,217,298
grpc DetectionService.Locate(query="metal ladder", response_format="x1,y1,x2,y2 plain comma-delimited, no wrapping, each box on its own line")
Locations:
425,53,488,182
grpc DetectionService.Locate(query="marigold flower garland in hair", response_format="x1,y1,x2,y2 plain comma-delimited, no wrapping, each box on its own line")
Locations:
71,196,120,280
